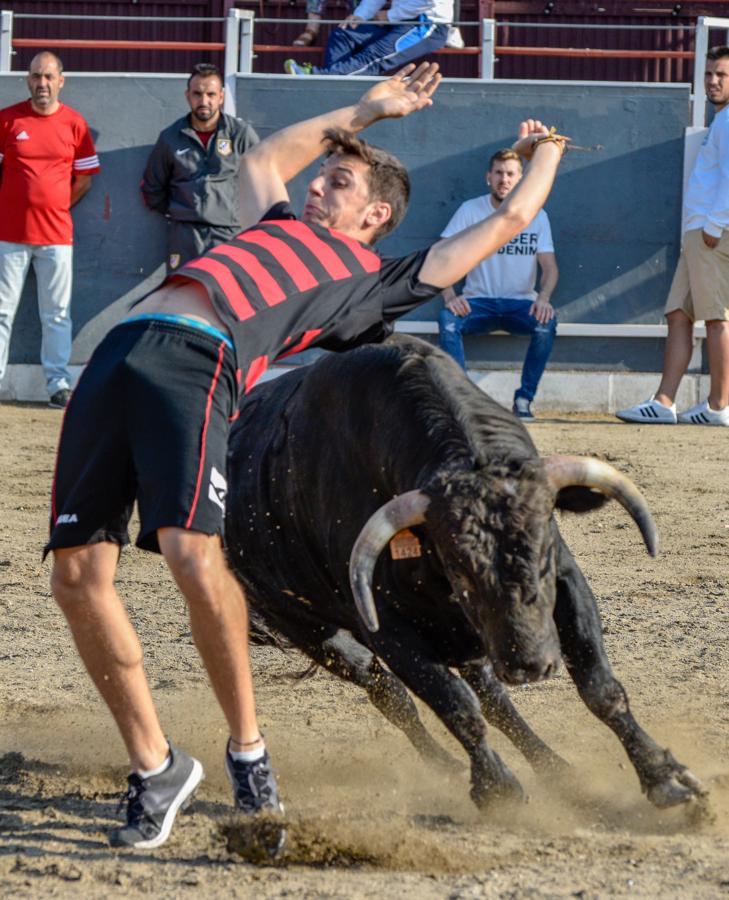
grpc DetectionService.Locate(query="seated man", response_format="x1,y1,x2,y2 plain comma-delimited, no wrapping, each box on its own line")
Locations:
285,0,452,76
438,148,559,419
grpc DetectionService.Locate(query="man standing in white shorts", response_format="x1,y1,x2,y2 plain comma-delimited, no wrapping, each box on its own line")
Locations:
617,45,729,426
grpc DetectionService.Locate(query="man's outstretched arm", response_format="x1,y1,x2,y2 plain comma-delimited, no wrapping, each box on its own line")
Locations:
420,121,566,288
238,62,441,230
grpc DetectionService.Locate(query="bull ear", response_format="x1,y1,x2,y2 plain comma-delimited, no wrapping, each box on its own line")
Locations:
554,486,610,513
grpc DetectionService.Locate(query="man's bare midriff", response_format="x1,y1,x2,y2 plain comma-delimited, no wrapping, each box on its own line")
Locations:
126,279,231,335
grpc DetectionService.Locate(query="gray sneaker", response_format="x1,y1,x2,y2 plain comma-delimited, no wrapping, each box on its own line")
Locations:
225,742,283,815
109,742,204,849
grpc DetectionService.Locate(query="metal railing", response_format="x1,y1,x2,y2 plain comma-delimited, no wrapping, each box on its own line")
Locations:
0,9,725,124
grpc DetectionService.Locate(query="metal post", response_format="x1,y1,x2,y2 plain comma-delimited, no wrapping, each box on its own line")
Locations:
692,16,709,128
224,7,242,117
0,10,13,73
238,10,254,76
480,18,495,81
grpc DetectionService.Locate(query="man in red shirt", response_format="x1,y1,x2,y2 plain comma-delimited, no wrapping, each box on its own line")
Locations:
0,51,100,409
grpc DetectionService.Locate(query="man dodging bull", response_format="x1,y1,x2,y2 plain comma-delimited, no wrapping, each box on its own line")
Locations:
47,62,568,849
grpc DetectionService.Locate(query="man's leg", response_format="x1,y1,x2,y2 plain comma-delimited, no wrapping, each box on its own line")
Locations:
0,241,32,388
53,540,204,849
51,542,169,771
438,297,499,371
317,22,447,76
438,305,468,369
34,244,73,397
319,22,378,70
504,300,557,403
157,528,261,747
375,21,449,75
158,527,282,819
654,309,694,407
705,318,729,409
616,251,692,423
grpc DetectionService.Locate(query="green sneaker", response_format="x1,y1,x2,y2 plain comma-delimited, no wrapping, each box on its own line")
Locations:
284,59,313,75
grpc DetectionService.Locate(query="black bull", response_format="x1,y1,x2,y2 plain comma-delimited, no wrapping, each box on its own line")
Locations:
226,336,705,810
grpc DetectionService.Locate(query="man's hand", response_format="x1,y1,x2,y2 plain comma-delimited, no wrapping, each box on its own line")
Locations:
512,120,549,159
512,121,568,161
702,230,720,249
355,62,441,127
339,14,363,29
529,297,554,324
446,294,471,317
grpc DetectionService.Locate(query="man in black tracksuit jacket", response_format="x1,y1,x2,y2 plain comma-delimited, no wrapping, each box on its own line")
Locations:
141,63,259,273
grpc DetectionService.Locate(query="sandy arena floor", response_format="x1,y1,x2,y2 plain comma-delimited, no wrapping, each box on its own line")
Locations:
0,401,727,898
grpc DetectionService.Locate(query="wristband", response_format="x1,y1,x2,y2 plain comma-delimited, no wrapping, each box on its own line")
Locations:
532,126,570,155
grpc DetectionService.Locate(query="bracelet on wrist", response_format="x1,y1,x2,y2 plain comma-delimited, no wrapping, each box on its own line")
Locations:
532,126,570,155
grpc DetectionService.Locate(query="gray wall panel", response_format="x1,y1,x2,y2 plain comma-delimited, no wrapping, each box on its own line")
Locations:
0,74,690,371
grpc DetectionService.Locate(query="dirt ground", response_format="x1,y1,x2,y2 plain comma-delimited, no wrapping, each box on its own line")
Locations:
1,401,728,899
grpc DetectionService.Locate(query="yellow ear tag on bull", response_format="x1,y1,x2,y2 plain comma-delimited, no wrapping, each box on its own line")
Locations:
390,528,422,560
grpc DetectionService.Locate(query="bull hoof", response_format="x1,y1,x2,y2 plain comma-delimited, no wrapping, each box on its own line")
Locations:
470,773,525,810
646,766,709,810
531,749,571,777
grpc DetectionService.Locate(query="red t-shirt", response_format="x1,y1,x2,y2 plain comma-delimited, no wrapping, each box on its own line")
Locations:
0,100,100,245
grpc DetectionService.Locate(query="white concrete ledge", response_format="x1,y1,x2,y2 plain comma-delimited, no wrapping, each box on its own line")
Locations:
1,363,708,414
394,320,707,339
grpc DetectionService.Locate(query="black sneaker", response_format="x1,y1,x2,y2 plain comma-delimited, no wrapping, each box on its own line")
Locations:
109,742,204,849
48,388,72,409
225,743,283,815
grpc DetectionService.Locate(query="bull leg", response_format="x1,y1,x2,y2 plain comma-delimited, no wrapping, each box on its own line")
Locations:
554,530,707,808
460,660,568,773
367,623,524,809
306,629,461,772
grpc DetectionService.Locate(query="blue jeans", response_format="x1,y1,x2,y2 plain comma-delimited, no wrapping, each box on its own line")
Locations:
0,241,73,396
438,297,557,402
316,19,449,76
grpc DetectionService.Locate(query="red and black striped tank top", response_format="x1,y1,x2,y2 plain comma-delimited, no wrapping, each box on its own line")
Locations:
169,203,439,394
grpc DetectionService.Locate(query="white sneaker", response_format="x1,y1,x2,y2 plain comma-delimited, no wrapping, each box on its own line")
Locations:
615,396,677,424
677,399,729,426
445,26,465,49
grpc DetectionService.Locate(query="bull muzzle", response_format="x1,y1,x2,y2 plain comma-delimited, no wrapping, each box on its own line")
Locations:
493,656,560,686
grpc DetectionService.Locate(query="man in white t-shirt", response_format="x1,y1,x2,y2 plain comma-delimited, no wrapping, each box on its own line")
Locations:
438,148,559,419
616,45,729,427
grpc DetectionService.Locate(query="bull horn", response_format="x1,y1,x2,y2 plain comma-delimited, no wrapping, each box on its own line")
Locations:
544,455,659,556
349,490,431,633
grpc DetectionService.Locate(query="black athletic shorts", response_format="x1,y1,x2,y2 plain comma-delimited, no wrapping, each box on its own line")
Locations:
45,318,238,556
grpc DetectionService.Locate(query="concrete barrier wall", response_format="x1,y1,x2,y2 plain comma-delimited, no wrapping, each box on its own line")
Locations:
0,73,690,373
